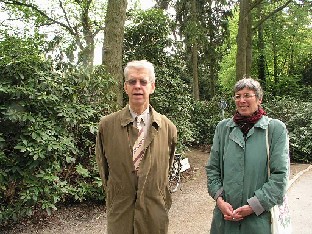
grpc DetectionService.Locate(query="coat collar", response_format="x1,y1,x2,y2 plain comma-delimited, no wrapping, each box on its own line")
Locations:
227,115,271,148
120,104,162,128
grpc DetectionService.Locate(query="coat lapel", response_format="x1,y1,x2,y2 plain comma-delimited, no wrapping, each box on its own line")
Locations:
144,106,162,149
229,127,245,148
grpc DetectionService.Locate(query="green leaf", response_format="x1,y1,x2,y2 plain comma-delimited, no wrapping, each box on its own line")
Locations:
75,164,90,178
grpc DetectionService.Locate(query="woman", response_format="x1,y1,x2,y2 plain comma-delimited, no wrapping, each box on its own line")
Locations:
206,77,289,234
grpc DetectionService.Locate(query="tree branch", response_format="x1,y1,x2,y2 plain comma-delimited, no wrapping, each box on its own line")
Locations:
250,0,265,12
253,0,293,30
58,0,75,33
0,0,77,36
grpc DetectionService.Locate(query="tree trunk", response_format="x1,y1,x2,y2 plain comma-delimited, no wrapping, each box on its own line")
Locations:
102,0,127,107
191,0,199,100
209,59,216,98
156,0,170,10
273,37,278,82
288,42,295,76
208,0,216,99
192,43,199,100
79,0,95,69
257,4,266,87
236,0,250,80
246,8,252,78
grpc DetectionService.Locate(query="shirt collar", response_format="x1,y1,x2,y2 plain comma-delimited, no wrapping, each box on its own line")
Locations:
129,106,150,125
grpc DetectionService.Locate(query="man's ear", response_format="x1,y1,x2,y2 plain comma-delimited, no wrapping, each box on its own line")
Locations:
124,82,129,94
150,82,155,94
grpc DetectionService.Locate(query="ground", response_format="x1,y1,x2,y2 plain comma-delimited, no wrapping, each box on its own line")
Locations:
2,148,309,234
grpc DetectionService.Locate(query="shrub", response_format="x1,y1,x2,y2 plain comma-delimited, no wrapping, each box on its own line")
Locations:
151,66,195,153
263,96,312,163
0,36,116,224
191,95,234,146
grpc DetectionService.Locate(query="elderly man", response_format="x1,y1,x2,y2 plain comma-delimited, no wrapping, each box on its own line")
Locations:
96,60,177,234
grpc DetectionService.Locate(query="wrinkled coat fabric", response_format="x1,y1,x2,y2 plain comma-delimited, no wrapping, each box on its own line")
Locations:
96,105,177,234
206,116,289,234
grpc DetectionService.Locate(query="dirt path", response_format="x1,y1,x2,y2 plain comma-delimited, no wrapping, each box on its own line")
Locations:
2,148,309,234
168,149,214,234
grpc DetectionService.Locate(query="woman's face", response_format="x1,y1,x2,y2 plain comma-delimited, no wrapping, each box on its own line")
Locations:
234,87,262,116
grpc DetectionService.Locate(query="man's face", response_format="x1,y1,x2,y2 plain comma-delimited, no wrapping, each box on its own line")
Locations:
124,67,155,111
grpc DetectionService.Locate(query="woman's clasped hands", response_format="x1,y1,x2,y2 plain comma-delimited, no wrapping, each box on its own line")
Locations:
216,197,254,222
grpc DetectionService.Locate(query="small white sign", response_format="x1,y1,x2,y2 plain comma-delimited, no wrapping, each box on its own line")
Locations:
180,158,190,172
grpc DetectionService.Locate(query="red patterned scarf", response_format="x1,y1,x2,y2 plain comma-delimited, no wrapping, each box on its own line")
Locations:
233,107,267,135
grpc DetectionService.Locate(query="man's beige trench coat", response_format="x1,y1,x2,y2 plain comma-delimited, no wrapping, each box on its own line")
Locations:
96,105,177,234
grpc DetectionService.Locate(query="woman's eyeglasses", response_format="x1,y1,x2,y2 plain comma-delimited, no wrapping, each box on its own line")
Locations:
232,93,256,101
125,79,151,86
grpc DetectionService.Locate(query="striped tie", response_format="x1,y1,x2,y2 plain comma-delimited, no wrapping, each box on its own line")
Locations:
133,116,144,170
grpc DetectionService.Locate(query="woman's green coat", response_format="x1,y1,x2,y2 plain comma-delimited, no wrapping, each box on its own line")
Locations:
206,116,289,234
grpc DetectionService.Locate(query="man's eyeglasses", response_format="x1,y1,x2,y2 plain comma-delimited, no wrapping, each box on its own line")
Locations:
125,79,151,86
232,93,256,101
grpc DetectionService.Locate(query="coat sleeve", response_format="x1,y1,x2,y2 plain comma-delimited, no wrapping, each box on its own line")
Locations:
251,119,289,212
206,120,225,200
95,120,109,192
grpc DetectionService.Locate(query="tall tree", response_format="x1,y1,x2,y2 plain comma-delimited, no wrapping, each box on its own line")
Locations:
202,0,232,99
236,0,296,81
190,0,199,100
0,0,106,69
236,0,252,80
256,3,266,85
102,0,127,107
175,0,231,100
175,0,200,100
262,0,311,91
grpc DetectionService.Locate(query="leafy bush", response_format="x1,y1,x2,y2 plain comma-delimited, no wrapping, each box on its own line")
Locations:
151,65,195,153
263,96,312,163
0,36,116,224
191,95,234,146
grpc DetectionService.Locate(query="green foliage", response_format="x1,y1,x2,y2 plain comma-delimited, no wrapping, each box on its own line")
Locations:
0,36,115,225
175,0,233,99
263,96,312,163
151,66,195,153
301,54,312,86
124,8,173,65
259,1,312,87
191,96,234,146
218,9,238,91
265,75,302,96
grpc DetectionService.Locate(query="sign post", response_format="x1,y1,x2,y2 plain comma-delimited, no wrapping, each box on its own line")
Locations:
219,100,227,119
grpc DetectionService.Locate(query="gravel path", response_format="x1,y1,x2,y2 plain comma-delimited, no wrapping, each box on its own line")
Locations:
168,149,214,234
2,149,309,234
